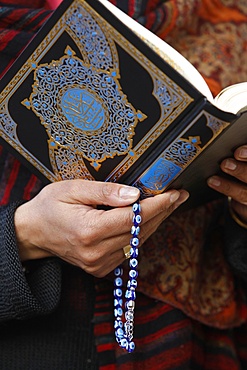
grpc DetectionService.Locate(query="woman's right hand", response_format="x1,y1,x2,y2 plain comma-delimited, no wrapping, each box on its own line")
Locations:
14,180,189,277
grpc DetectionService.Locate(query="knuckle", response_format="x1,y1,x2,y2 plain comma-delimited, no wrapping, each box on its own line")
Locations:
80,232,95,247
234,162,247,180
125,211,133,226
83,252,99,266
222,182,231,193
240,170,247,182
80,246,105,267
79,223,100,246
68,228,85,247
101,182,114,198
238,189,247,204
159,201,176,217
39,184,52,201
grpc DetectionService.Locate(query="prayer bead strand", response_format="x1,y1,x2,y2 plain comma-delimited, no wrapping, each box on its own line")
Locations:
113,201,141,353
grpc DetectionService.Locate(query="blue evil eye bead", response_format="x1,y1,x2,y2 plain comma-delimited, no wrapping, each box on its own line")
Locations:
130,247,138,258
114,307,123,317
130,237,139,247
130,258,138,268
113,197,141,353
114,319,123,329
114,298,123,307
114,267,123,276
133,214,142,225
115,277,123,287
132,203,141,213
115,328,124,339
135,214,142,224
129,269,138,279
120,338,128,349
128,341,135,353
127,279,138,289
125,289,136,300
114,288,122,298
131,225,140,235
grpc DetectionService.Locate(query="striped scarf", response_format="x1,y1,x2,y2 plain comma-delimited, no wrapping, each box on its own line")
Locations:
0,0,50,205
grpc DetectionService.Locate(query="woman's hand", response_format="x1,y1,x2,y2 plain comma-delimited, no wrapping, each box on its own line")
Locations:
14,180,189,277
208,145,247,223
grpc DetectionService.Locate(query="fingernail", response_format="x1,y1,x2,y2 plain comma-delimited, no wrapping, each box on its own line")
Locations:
239,148,247,159
119,186,140,199
224,159,237,171
170,191,180,203
208,177,221,187
176,191,190,205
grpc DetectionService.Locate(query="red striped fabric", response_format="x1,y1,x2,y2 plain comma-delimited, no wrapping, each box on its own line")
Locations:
0,0,51,204
23,174,39,200
1,158,20,205
94,278,247,369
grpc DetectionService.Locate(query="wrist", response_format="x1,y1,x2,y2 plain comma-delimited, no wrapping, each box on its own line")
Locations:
14,203,51,261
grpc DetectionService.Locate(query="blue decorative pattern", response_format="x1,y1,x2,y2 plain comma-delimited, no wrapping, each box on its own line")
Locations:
139,158,181,190
134,137,200,196
60,89,105,131
66,4,115,71
23,47,144,171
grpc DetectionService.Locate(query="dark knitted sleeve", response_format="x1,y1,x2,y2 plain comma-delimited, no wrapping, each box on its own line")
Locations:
0,201,62,322
224,205,247,283
0,1,62,322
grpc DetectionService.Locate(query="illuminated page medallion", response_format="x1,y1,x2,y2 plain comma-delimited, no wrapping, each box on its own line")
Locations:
23,47,144,173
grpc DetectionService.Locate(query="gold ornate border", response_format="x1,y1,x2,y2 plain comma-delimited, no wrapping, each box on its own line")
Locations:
0,0,193,182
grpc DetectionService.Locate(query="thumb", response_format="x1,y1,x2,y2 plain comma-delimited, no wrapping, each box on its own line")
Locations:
56,179,140,207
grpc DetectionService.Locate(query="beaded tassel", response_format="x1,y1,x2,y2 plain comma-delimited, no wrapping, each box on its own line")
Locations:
113,201,141,353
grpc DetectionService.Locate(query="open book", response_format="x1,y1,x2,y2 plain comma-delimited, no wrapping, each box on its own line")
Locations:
0,0,246,209
102,0,247,114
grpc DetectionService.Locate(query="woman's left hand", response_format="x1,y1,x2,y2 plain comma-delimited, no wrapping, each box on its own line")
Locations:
207,145,247,223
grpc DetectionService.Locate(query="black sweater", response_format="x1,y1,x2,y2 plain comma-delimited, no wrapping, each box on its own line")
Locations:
0,201,99,369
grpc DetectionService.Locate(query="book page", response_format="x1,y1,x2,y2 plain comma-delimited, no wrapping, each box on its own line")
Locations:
99,0,214,102
214,82,247,114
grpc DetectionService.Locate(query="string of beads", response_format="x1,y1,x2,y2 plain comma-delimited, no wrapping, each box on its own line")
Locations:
113,201,141,353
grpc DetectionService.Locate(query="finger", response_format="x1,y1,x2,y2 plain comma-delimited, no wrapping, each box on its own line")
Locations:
98,190,189,255
92,189,189,242
220,158,247,183
49,179,140,207
59,199,172,273
137,189,189,223
207,176,247,205
56,190,189,276
234,145,247,162
93,194,190,275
